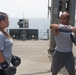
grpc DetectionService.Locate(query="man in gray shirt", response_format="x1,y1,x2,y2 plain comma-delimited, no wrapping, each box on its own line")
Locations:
50,12,76,75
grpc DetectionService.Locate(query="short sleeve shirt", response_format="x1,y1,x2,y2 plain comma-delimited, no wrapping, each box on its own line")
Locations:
0,31,13,69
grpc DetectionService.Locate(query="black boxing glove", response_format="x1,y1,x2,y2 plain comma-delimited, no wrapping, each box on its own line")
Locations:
1,60,9,69
1,60,16,75
4,66,16,75
11,55,21,67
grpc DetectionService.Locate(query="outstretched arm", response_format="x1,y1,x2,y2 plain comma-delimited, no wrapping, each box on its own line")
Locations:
50,24,75,33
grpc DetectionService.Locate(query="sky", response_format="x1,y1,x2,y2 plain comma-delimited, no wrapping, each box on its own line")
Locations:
0,0,51,18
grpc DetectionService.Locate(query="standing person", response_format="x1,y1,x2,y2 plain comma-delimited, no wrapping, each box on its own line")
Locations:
0,12,17,75
50,12,76,75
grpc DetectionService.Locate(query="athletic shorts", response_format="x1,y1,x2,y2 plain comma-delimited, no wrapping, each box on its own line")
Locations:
0,69,5,75
51,50,75,75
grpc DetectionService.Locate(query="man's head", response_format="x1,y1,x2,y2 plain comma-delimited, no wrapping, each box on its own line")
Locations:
60,12,70,25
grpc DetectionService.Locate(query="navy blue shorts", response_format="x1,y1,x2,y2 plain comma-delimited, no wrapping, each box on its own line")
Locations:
51,51,75,75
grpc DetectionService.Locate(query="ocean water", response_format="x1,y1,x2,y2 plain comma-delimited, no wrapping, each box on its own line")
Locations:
8,18,50,39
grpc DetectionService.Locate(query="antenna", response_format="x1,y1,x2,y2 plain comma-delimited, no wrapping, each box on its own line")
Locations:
20,11,27,40
23,11,25,29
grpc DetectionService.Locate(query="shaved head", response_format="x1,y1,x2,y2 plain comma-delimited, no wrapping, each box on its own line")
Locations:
61,12,70,19
60,12,70,25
